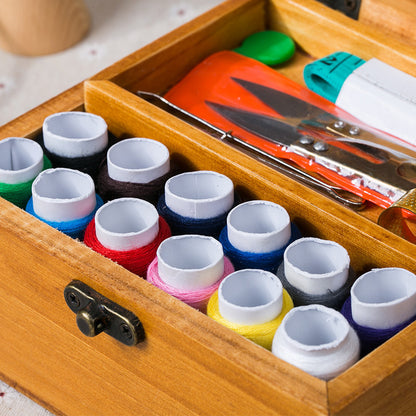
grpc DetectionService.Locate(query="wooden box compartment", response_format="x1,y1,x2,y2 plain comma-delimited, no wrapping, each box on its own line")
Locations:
1,1,416,415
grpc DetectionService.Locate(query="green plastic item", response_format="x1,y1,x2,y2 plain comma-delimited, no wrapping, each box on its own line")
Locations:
234,31,296,66
303,51,365,102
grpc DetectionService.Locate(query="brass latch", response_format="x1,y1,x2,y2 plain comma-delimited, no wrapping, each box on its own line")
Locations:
64,280,145,346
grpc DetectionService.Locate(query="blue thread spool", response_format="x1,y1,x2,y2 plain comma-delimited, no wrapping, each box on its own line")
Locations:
27,167,101,239
219,200,298,272
157,170,234,237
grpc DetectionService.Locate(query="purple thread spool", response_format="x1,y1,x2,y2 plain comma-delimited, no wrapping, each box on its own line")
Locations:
342,267,416,355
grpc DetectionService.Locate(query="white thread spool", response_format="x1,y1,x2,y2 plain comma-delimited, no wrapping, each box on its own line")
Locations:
272,304,360,380
42,111,108,158
0,137,44,184
351,267,416,329
94,198,159,251
283,237,350,295
164,171,234,219
227,200,291,253
31,168,96,222
157,235,224,290
107,138,170,184
218,269,283,325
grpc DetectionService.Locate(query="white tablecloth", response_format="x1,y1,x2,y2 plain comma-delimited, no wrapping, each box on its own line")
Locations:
0,0,223,127
0,1,223,414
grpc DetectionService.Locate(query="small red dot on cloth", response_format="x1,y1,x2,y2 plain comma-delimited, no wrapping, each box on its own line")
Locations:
0,392,5,397
177,8,185,16
0,83,5,89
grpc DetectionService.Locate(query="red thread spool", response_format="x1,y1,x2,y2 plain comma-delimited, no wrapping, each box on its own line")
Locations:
84,198,171,277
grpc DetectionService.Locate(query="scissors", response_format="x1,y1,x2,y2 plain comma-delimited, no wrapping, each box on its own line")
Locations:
203,77,416,209
137,90,366,210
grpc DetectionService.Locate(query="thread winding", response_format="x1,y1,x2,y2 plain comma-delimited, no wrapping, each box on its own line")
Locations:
156,193,233,237
341,296,416,356
96,159,178,204
272,304,360,380
26,194,103,239
41,138,107,179
207,288,293,350
219,223,301,272
84,216,171,277
147,256,235,313
276,262,355,310
0,155,52,208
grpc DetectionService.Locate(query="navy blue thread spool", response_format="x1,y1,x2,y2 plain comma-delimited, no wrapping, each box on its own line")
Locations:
157,170,234,238
277,237,353,309
26,167,102,240
41,111,108,178
96,137,173,204
219,200,300,272
341,267,416,356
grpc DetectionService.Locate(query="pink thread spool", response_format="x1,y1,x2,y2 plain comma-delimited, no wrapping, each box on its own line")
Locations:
147,234,234,312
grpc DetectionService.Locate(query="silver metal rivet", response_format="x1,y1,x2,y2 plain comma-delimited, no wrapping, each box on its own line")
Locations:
334,120,345,129
299,136,314,145
313,141,329,152
349,126,360,135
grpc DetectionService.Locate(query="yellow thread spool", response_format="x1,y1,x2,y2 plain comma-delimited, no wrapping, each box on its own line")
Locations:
207,288,293,350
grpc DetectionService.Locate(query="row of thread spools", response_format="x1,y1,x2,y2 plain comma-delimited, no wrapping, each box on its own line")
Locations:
2,111,416,381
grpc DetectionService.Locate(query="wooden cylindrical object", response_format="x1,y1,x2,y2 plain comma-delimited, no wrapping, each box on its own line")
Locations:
0,0,90,56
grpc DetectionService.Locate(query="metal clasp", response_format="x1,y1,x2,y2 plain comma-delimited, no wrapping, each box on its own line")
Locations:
64,280,145,346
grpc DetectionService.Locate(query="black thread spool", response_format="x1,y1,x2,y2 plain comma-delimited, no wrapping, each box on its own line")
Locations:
96,137,173,205
41,111,109,179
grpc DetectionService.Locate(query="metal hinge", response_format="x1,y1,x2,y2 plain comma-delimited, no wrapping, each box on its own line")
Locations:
315,0,361,19
64,280,145,346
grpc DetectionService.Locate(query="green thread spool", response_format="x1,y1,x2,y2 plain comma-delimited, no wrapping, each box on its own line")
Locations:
0,138,52,208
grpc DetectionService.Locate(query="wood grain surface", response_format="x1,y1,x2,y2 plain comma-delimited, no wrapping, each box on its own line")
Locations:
0,196,327,416
1,0,416,415
360,0,416,47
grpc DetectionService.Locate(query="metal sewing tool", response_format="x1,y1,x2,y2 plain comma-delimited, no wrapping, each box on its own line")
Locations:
136,90,366,210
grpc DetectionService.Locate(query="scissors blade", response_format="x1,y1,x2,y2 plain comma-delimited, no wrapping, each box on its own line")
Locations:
232,76,416,162
205,101,302,147
231,77,335,121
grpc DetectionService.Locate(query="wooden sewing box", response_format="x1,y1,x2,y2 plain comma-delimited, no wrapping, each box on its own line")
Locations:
1,0,416,414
